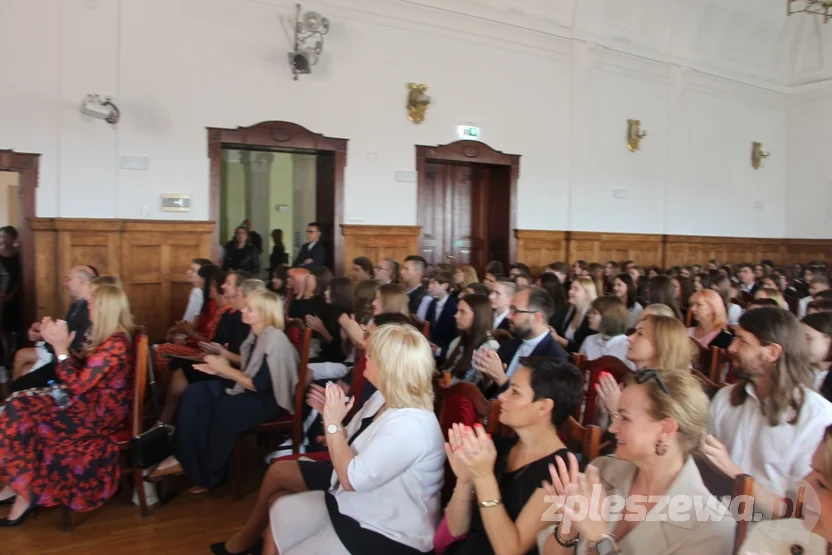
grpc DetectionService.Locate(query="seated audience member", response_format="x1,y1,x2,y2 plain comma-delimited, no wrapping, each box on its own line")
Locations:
611,273,643,328
692,272,711,293
648,275,683,320
264,323,444,555
401,255,428,316
706,308,832,514
711,274,743,326
373,258,398,285
800,276,831,318
351,257,373,282
809,299,832,314
288,266,331,321
736,262,758,296
441,294,500,387
551,277,598,353
453,265,479,297
438,359,583,555
91,274,122,288
687,289,733,349
509,263,531,279
183,258,213,324
604,260,620,283
223,226,260,274
587,263,606,296
803,311,832,398
740,424,832,555
11,264,96,391
572,260,588,280
153,267,231,388
514,273,532,288
489,278,516,332
152,290,299,492
461,282,490,298
544,262,570,290
539,369,735,555
425,272,460,361
538,273,568,331
486,261,505,278
352,279,379,327
672,275,694,317
746,298,779,310
0,285,134,523
754,287,788,310
292,222,326,268
636,303,677,322
158,274,262,424
269,265,287,299
306,276,354,364
283,267,310,316
475,287,567,398
595,315,694,423
268,228,286,271
579,296,634,370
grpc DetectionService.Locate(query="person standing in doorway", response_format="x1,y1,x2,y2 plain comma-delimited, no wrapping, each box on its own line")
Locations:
293,222,326,268
242,219,263,254
269,229,287,271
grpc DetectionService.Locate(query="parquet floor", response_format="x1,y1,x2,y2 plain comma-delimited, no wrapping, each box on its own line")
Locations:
0,484,258,555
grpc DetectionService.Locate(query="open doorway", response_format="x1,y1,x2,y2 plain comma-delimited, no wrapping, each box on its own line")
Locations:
209,122,347,274
416,141,519,274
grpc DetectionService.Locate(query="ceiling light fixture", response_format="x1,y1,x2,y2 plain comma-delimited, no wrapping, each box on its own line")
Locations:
287,3,330,80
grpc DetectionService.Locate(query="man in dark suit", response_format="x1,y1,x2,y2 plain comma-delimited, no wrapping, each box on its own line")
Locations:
293,222,326,268
241,219,263,253
475,286,567,398
489,278,516,333
401,255,428,316
736,262,759,298
425,272,458,363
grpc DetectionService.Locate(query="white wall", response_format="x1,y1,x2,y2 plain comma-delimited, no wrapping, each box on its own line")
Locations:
0,0,828,238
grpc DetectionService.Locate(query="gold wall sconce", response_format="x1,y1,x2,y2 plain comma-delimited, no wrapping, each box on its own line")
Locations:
626,119,647,152
751,142,770,169
407,83,430,124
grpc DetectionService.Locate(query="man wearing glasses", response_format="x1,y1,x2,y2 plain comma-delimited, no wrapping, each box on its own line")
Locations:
293,222,326,268
475,286,567,398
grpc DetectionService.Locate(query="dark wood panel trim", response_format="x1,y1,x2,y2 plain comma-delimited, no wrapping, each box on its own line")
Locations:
207,121,348,271
342,225,421,237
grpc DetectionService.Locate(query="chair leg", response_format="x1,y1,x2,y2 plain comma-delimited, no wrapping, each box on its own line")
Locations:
232,442,243,499
60,506,73,532
133,469,149,517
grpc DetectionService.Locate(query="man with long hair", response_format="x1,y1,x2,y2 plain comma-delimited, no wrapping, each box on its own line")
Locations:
705,307,832,516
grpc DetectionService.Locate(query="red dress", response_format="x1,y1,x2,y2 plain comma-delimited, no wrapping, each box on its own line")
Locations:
0,331,133,511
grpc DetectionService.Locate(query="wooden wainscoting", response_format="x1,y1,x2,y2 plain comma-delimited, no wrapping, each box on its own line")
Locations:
341,225,420,276
32,219,214,341
515,230,567,276
664,235,784,267
781,239,832,264
568,232,665,268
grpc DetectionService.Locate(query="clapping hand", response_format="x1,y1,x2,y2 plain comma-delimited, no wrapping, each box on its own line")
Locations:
42,318,75,355
194,354,232,378
542,452,582,517
595,373,622,416
473,349,508,386
305,315,326,334
322,381,355,428
561,465,610,540
454,423,497,481
339,313,366,346
444,423,474,484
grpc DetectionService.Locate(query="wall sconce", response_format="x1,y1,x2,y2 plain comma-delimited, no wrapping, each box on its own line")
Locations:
287,3,330,81
626,119,647,152
751,142,770,169
79,94,120,126
407,83,430,124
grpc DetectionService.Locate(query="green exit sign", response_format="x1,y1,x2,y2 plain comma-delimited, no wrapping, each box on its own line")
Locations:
457,125,481,139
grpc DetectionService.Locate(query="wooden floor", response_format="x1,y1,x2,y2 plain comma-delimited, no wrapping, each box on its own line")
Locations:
0,484,258,554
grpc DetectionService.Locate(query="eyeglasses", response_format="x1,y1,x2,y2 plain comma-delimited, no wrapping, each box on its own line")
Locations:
634,369,670,395
509,306,538,315
306,229,317,234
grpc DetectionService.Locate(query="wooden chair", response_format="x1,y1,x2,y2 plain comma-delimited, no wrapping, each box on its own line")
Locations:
570,353,586,371
731,473,755,555
231,324,313,499
435,381,491,438
691,369,722,398
559,416,602,466
61,333,151,531
581,356,631,426
695,455,754,555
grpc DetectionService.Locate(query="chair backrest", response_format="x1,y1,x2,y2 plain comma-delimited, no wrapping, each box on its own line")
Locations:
285,317,305,352
570,353,586,371
691,369,722,399
347,348,367,420
582,356,632,425
559,416,601,466
286,320,313,449
492,329,513,345
131,334,149,437
731,473,754,555
435,381,491,440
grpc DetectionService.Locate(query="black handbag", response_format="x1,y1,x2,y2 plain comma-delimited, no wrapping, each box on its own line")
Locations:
130,345,173,470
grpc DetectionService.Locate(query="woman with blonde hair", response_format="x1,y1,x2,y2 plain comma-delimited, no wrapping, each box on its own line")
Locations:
152,290,299,492
264,323,445,555
91,274,122,289
540,369,735,554
552,277,598,353
453,265,479,293
372,283,410,318
0,285,134,523
688,289,733,349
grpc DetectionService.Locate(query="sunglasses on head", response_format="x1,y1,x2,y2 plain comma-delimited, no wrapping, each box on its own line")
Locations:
634,369,670,395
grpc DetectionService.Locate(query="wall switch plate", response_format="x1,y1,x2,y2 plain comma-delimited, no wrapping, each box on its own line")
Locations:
120,155,149,170
395,171,416,183
613,188,629,199
160,194,191,212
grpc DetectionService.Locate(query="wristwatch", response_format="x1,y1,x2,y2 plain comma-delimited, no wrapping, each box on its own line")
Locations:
326,424,343,434
57,353,68,362
590,534,619,555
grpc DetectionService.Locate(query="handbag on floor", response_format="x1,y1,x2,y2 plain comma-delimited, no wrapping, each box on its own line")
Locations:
131,346,174,470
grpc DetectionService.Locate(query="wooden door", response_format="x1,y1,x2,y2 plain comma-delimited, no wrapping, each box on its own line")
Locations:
315,153,335,270
420,161,474,268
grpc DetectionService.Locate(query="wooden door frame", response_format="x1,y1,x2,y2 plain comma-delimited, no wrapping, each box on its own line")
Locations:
0,150,38,331
416,140,519,265
207,121,348,272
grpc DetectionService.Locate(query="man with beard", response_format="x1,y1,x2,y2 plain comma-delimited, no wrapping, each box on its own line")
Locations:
705,307,832,516
474,286,567,398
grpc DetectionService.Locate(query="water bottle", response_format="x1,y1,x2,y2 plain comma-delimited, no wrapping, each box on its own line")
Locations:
48,380,70,409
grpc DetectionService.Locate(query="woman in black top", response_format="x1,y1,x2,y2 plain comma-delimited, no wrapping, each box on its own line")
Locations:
539,273,568,332
222,226,260,275
269,228,286,271
306,276,354,363
440,358,583,555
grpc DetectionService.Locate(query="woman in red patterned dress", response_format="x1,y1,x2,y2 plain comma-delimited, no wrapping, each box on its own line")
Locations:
0,284,134,525
154,267,231,394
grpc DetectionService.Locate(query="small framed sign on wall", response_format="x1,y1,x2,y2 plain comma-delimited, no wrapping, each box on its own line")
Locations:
161,194,191,212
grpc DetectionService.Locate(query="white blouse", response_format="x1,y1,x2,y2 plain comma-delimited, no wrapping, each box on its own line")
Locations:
579,334,635,370
740,518,827,555
627,302,643,328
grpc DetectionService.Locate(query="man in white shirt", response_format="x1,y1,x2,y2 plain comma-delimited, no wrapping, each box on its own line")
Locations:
799,276,829,318
488,278,515,332
706,307,832,516
182,258,212,324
